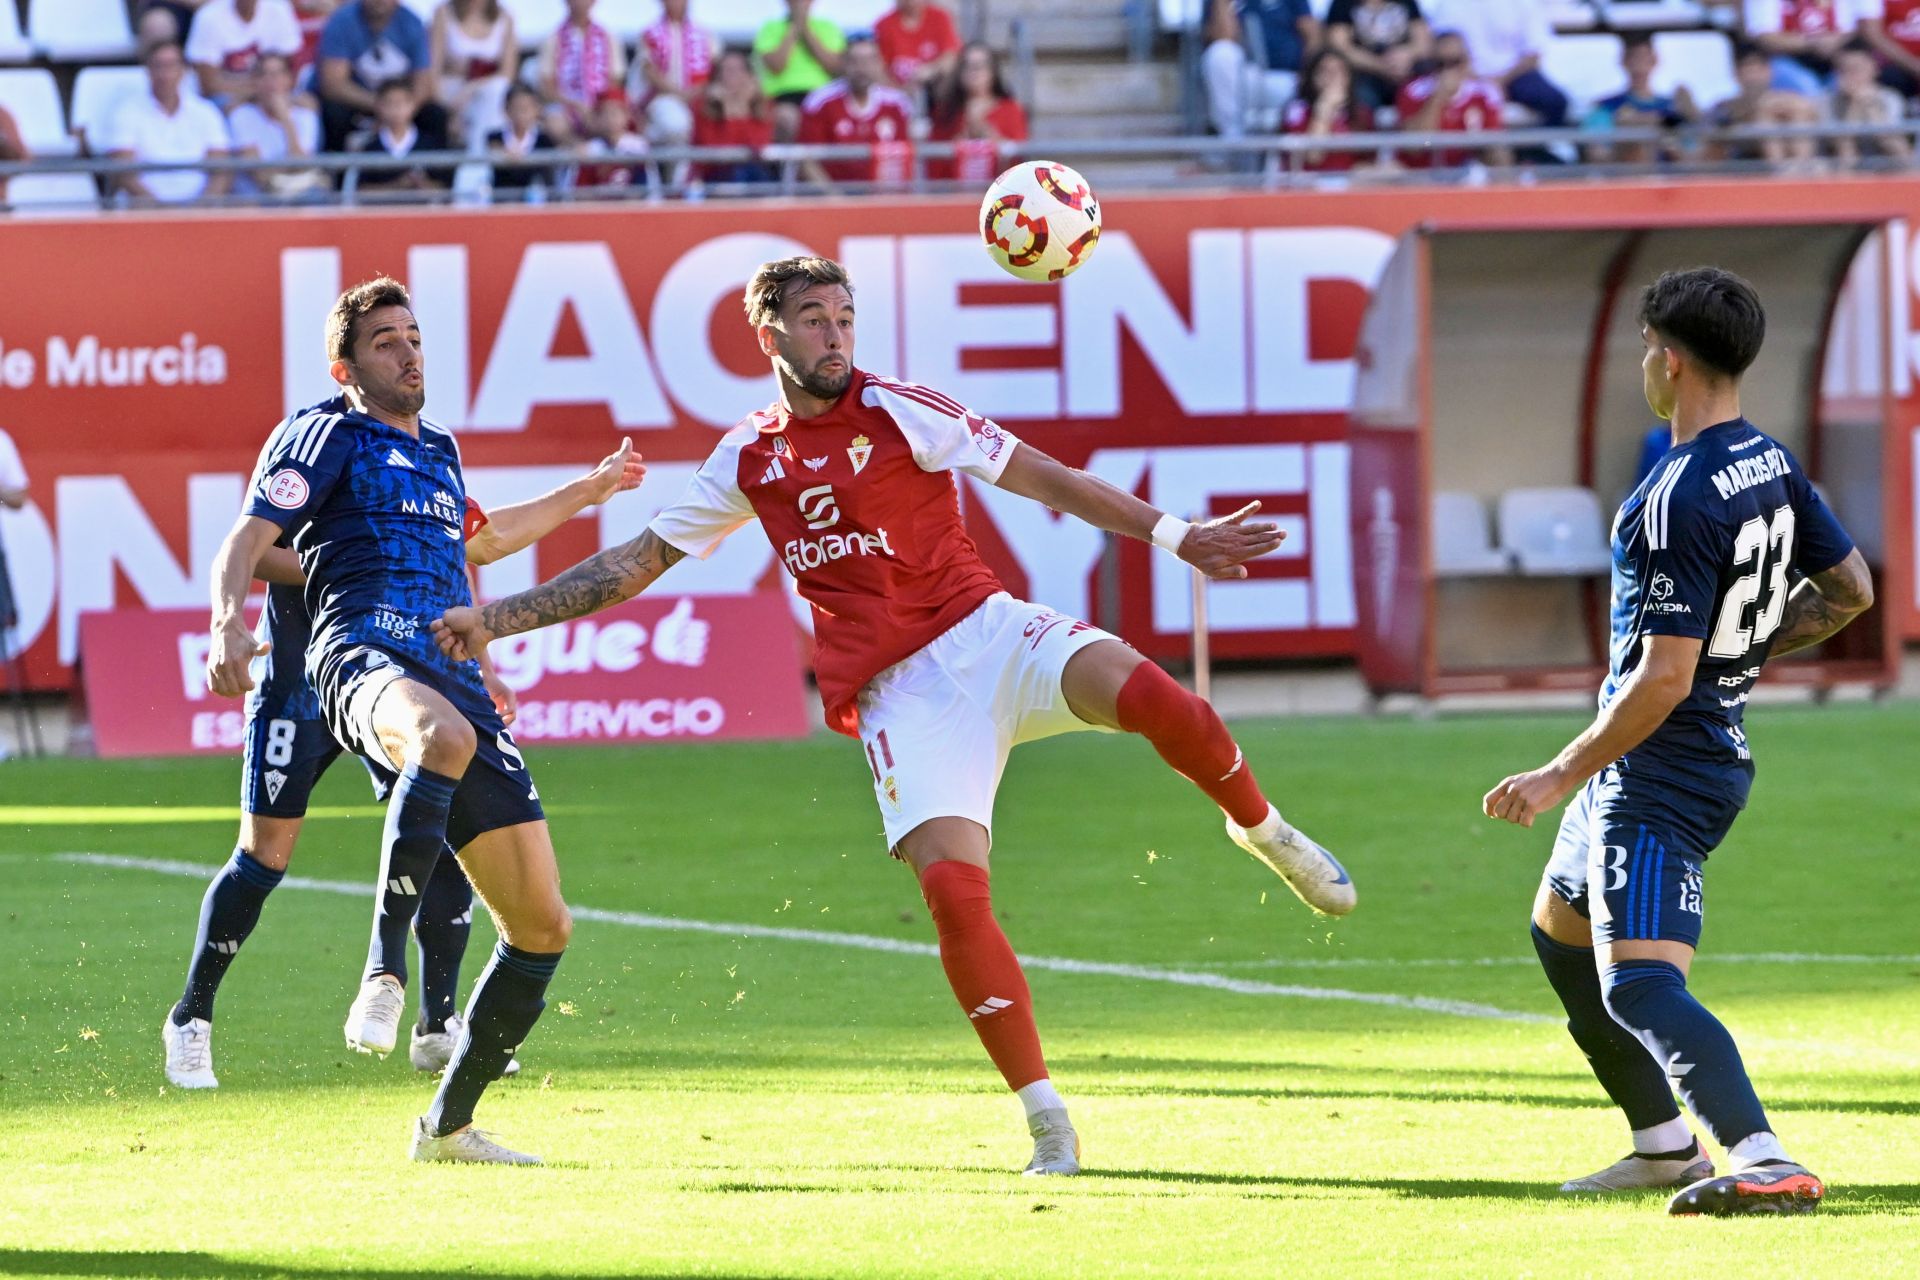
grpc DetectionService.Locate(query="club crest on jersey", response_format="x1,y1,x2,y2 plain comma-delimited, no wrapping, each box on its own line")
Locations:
848,435,873,475
265,470,308,509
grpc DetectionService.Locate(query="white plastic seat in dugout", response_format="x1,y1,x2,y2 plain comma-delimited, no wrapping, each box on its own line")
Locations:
0,67,73,154
1498,487,1615,576
70,65,155,154
26,0,136,62
0,1,31,62
1431,491,1514,577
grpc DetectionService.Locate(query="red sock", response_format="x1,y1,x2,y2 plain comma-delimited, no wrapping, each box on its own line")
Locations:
918,860,1049,1092
1114,662,1269,827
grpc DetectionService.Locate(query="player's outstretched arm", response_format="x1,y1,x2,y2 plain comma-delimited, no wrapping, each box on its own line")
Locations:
1483,635,1700,828
466,437,645,566
994,442,1284,579
1768,548,1874,657
207,515,282,697
432,528,687,662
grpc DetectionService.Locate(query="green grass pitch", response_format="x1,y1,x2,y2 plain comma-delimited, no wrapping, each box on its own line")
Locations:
1,704,1915,1278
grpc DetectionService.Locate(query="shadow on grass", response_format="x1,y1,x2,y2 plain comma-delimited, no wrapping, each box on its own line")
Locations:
0,1253,785,1280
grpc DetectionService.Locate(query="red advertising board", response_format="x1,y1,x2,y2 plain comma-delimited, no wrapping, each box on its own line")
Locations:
4,180,1918,697
79,594,811,758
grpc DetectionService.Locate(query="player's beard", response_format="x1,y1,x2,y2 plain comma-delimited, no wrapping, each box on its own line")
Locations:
782,353,852,404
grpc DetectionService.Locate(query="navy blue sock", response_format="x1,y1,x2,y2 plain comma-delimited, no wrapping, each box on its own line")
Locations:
413,846,474,1034
426,942,561,1137
1603,959,1772,1150
364,764,459,986
1531,926,1679,1129
174,849,284,1025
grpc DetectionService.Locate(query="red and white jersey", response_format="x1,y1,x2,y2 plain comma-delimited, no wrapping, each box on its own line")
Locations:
1888,0,1920,52
1394,74,1504,168
1741,0,1881,36
650,369,1018,735
798,82,915,180
875,4,961,86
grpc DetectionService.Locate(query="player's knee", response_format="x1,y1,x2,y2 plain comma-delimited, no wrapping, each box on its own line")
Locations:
415,712,477,772
517,903,571,952
1600,958,1686,1029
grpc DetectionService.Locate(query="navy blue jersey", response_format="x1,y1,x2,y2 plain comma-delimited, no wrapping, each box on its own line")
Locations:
1604,418,1854,792
242,395,484,707
240,425,322,721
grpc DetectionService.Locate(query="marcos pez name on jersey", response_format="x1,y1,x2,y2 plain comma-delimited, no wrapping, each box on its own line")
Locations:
242,395,488,706
1603,418,1854,790
651,369,1018,736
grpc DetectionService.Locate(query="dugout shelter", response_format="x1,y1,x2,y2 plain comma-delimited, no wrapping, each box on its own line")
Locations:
1349,217,1906,697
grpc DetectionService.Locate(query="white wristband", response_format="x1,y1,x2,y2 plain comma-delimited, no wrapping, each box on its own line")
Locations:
1150,513,1192,555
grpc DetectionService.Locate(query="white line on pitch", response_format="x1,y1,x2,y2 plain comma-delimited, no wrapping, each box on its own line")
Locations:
1194,953,1920,970
56,853,1553,1025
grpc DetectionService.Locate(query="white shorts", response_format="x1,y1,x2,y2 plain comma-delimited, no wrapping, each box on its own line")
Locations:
854,593,1119,851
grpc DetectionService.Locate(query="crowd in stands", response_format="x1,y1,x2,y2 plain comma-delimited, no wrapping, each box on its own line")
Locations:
0,0,1029,203
1207,0,1920,172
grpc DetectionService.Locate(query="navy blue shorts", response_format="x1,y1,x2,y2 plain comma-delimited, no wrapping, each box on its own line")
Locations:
240,711,343,819
322,646,545,853
1542,765,1742,948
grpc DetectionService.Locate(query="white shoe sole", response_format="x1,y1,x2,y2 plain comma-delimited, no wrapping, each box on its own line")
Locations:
1228,818,1357,916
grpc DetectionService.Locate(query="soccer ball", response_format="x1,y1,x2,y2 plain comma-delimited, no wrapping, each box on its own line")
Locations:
979,160,1102,283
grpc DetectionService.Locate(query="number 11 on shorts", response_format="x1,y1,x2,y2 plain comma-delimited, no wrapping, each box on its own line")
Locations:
865,729,894,782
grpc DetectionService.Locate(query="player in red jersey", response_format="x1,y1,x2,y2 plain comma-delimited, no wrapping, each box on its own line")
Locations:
431,256,1356,1176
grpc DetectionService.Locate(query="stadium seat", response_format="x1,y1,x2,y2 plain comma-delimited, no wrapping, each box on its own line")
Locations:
592,0,653,40
818,0,893,37
500,0,566,48
26,0,136,62
0,67,74,155
0,2,32,63
1497,488,1614,576
1431,492,1514,577
69,66,153,155
1540,33,1626,116
402,0,439,23
1157,0,1207,30
703,1,785,45
1653,31,1736,112
3,170,101,212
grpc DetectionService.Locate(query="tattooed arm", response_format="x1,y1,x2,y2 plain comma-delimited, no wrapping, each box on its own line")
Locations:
1768,548,1875,658
431,528,687,662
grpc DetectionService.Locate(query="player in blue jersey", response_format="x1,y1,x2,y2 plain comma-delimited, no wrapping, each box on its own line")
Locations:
1484,268,1874,1217
162,440,641,1091
203,277,606,1164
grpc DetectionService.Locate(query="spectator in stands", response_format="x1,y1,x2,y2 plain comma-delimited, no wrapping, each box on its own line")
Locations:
431,0,518,147
755,0,849,142
538,0,627,144
229,51,325,195
110,40,235,204
137,3,194,50
186,0,303,106
694,46,776,184
292,0,340,75
634,0,716,150
352,76,449,192
1831,39,1912,162
876,2,963,97
487,83,559,194
317,0,439,153
575,89,652,192
1424,0,1567,128
1325,0,1430,109
0,103,27,205
1204,0,1321,141
1711,40,1821,165
1395,30,1509,168
1583,33,1699,164
928,41,1028,182
799,36,914,186
1741,0,1891,96
1283,47,1375,172
1881,0,1920,94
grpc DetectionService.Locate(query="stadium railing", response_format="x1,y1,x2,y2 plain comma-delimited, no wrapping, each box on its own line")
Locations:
4,120,1918,211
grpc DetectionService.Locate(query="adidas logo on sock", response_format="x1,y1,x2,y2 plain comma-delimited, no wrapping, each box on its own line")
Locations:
388,875,418,895
969,996,1013,1020
208,940,240,955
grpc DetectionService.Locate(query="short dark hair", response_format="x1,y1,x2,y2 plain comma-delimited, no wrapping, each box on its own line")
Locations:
1733,40,1768,65
1621,33,1655,54
326,276,414,363
144,38,184,64
375,77,415,100
1638,267,1766,379
744,256,852,328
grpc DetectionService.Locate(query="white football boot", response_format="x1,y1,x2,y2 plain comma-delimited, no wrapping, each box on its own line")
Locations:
344,975,406,1056
1561,1143,1714,1193
1022,1108,1082,1176
1227,804,1357,916
161,1012,218,1089
409,1116,541,1165
409,1013,520,1077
